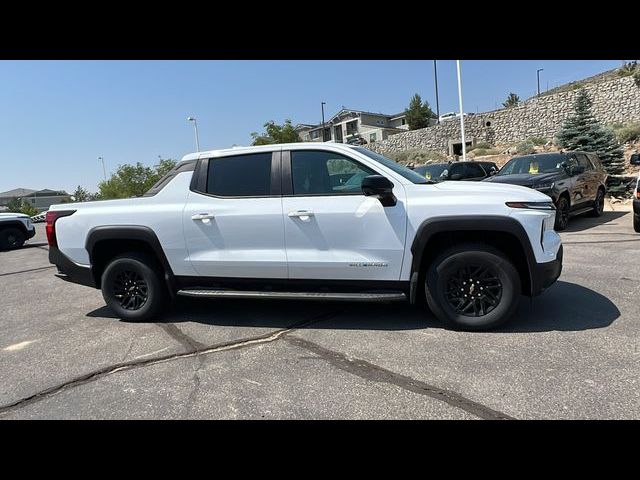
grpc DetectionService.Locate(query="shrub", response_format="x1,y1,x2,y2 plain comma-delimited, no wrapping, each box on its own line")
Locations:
612,123,640,144
527,136,548,146
387,149,446,165
515,140,536,155
468,141,493,151
471,148,501,157
634,69,640,87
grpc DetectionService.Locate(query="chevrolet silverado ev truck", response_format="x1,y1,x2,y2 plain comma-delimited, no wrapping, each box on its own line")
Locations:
47,143,563,330
0,213,36,250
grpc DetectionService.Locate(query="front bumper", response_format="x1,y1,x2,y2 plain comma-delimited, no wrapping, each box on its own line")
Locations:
49,246,96,288
530,244,563,296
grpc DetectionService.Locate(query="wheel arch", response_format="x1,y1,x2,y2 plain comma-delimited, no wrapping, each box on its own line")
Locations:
86,226,176,294
0,221,29,236
409,216,537,303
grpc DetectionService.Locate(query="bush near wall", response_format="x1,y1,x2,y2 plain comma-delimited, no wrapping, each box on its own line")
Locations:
611,123,640,144
387,149,447,165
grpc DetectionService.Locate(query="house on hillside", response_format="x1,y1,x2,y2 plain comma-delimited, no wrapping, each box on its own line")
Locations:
0,188,72,212
295,108,412,145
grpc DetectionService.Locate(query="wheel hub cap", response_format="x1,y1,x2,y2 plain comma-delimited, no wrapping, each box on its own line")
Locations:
445,265,502,317
113,270,148,310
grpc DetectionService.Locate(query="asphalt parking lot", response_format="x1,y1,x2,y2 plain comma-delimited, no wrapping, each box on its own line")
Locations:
1,210,638,419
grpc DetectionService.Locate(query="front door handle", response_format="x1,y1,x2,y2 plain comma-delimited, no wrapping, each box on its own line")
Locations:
288,210,314,219
191,213,215,221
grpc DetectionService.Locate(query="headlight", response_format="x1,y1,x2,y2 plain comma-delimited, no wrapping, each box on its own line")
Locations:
506,201,556,210
533,182,554,190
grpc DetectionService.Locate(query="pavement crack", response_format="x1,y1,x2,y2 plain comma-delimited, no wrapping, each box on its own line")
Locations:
0,266,55,277
156,323,207,352
284,335,514,420
0,310,340,417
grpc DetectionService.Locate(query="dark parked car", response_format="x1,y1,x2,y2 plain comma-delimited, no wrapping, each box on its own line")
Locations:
483,151,608,230
633,173,639,233
413,161,496,182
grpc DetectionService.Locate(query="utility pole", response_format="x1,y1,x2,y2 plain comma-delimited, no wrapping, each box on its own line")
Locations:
433,60,440,124
98,156,106,182
456,60,467,162
187,117,200,152
537,68,544,97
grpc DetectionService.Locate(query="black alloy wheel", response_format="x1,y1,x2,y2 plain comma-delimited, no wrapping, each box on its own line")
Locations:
444,264,502,317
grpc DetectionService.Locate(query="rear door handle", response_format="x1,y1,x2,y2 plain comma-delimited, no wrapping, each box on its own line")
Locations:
191,213,215,221
288,210,314,219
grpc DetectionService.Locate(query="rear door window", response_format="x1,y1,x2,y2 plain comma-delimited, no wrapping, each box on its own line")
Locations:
206,152,274,197
463,162,486,179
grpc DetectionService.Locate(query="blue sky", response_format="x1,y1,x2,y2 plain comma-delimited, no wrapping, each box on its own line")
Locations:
0,60,624,193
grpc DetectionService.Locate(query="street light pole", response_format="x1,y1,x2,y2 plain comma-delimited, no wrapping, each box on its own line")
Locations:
187,116,200,152
537,68,544,97
433,60,440,124
98,156,106,182
321,102,326,142
456,60,467,162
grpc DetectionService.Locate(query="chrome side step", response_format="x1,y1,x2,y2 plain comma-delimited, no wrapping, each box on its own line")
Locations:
177,289,407,302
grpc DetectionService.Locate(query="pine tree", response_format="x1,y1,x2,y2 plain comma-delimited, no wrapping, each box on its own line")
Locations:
404,94,436,130
502,93,520,108
556,89,624,175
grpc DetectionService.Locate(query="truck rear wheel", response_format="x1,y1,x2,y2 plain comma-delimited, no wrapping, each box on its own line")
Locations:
424,243,521,331
0,227,26,250
101,252,166,322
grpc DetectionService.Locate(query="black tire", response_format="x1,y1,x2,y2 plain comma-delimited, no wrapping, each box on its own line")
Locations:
424,243,521,331
0,227,26,250
588,188,605,217
634,214,640,233
554,196,570,231
101,252,166,322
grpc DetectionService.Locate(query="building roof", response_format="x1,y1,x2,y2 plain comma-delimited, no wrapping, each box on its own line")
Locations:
0,188,69,198
0,188,36,198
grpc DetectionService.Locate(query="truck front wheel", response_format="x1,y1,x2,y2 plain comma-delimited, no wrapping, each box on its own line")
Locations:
101,252,166,322
0,227,26,250
424,243,521,331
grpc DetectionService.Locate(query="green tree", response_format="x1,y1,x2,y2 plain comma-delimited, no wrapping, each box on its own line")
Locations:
72,185,92,202
251,120,301,145
556,89,624,175
404,93,436,130
502,93,520,108
19,202,38,216
98,159,177,199
6,198,23,213
6,198,38,216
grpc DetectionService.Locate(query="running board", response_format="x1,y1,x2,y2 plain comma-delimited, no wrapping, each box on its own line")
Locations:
177,289,407,302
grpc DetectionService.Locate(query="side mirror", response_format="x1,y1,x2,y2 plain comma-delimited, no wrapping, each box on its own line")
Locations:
450,173,463,180
630,154,640,166
362,175,397,207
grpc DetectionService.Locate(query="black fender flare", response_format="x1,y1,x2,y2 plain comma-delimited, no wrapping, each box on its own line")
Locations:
409,215,537,302
85,225,176,295
0,220,29,236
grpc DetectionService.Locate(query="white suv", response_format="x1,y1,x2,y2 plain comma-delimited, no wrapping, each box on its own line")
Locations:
47,143,563,330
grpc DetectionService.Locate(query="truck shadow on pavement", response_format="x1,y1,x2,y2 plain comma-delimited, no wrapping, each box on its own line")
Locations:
563,211,628,233
87,280,620,334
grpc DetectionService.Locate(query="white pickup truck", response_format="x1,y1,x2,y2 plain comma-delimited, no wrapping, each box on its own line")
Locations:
0,213,36,250
47,143,563,330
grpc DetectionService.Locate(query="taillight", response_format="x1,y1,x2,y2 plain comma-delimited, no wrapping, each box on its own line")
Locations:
636,189,640,200
45,210,76,247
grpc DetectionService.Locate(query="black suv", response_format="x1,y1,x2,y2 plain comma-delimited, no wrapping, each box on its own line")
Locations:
483,151,607,230
413,161,497,181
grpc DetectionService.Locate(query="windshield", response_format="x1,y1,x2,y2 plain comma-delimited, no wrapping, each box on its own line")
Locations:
498,154,565,176
351,147,429,184
414,164,448,181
